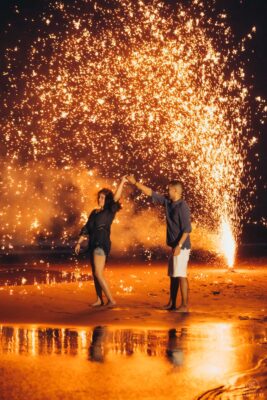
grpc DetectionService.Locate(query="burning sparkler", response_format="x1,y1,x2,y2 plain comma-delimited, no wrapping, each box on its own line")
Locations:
219,217,236,268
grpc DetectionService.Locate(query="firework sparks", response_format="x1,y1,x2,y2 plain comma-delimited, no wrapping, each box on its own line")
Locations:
0,0,264,264
219,217,236,268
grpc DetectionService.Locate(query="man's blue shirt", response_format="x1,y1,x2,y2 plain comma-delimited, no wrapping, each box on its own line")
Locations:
151,191,192,249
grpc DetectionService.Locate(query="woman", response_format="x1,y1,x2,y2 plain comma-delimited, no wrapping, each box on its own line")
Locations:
75,175,127,308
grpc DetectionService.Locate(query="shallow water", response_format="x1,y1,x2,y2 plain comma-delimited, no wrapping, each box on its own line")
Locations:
0,267,92,286
0,322,266,400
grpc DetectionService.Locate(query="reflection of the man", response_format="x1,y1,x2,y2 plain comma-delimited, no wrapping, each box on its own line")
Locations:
166,328,187,367
88,326,107,363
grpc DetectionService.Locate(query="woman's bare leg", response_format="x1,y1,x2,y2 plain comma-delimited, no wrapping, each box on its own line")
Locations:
94,253,116,306
92,275,105,306
90,254,104,306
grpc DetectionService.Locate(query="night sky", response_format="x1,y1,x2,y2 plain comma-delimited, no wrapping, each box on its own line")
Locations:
0,0,266,244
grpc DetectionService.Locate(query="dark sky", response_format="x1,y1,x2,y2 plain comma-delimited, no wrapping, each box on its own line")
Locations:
209,0,267,236
0,0,266,239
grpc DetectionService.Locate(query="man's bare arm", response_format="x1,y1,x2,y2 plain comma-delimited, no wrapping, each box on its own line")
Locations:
173,232,190,256
127,175,152,196
178,232,189,247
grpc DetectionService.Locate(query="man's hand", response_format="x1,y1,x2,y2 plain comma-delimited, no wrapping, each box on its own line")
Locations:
127,175,152,196
173,246,181,256
75,243,81,255
127,175,137,185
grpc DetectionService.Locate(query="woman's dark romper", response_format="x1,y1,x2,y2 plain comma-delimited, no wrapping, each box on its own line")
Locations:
79,201,121,258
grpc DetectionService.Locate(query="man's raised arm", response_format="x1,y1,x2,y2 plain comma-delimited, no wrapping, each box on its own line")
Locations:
127,175,152,196
127,175,166,205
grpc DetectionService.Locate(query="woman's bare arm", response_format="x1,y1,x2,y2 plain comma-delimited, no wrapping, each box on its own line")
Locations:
75,235,88,255
77,235,87,245
113,175,128,202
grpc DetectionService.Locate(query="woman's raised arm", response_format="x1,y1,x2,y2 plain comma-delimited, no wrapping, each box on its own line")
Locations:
113,175,128,202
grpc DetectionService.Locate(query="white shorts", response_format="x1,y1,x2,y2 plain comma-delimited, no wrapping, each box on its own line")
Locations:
168,249,190,278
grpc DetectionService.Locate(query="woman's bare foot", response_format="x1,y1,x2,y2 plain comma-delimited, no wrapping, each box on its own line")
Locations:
106,300,117,308
91,299,104,307
174,305,189,313
162,302,176,310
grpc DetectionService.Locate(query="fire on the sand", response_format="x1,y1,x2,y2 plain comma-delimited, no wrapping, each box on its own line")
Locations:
219,217,236,268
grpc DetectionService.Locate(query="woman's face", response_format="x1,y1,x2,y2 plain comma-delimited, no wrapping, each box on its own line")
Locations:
98,193,106,208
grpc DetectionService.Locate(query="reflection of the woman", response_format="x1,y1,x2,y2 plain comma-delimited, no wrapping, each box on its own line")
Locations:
166,328,187,367
88,326,107,363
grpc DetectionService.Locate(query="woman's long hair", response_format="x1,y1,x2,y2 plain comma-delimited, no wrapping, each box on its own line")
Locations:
97,188,122,211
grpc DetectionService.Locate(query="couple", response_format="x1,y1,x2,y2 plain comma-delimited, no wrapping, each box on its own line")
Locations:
75,175,192,312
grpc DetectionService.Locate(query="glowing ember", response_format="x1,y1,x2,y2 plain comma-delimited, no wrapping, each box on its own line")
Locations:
219,217,236,268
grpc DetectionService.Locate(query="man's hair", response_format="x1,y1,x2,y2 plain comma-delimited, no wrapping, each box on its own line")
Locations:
168,180,183,192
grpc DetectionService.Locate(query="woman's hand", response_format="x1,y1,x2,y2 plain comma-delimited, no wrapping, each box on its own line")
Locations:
75,243,81,255
121,175,128,184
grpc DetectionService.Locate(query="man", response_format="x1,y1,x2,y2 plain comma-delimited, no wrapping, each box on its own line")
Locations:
127,175,192,312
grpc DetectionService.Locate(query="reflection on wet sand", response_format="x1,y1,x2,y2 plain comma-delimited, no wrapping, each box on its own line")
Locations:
0,267,92,286
0,325,187,360
0,323,266,399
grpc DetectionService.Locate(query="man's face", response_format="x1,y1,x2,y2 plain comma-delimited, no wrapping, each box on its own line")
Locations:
98,193,106,208
168,185,181,201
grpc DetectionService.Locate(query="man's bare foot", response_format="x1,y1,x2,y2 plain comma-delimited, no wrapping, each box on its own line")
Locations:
91,299,104,307
174,305,189,313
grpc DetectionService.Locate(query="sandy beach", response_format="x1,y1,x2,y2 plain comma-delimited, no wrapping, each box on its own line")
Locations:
0,260,266,400
0,261,266,328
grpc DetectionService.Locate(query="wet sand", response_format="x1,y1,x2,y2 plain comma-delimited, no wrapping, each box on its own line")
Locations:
0,262,266,327
0,262,266,399
0,322,266,400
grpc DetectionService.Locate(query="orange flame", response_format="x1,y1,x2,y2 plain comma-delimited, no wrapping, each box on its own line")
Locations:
219,217,236,268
